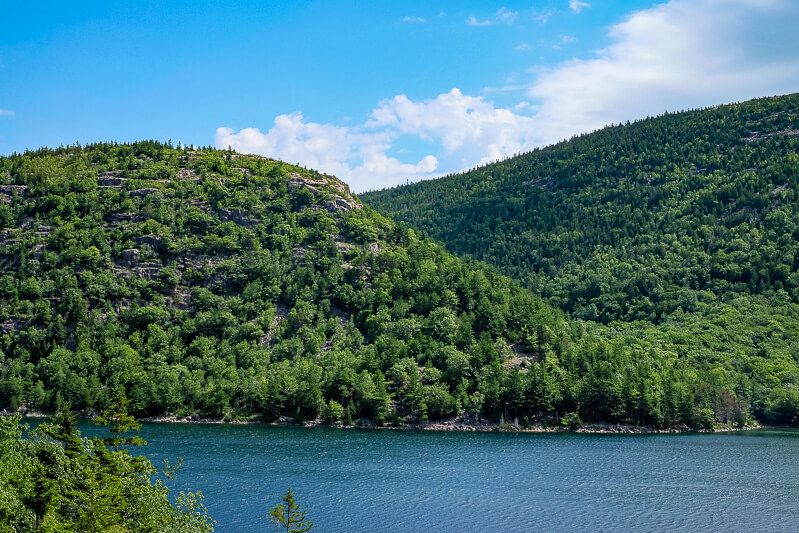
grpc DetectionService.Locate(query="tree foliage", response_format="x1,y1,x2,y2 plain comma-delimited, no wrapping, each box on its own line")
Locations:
0,413,214,532
364,94,799,428
269,488,313,533
0,131,796,430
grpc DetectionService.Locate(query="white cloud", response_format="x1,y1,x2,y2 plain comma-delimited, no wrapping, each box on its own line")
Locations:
216,0,799,192
481,83,527,95
401,16,426,24
368,89,539,165
529,0,799,142
553,35,578,49
466,7,517,26
465,16,490,27
0,109,14,117
569,0,590,14
515,43,532,52
215,113,439,192
495,7,518,24
216,91,541,191
533,9,557,24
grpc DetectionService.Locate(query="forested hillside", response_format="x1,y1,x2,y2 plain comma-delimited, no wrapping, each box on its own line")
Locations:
0,142,564,424
363,94,799,426
363,94,799,323
0,140,796,429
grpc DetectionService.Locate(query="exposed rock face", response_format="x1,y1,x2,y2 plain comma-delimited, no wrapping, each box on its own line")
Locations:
744,129,799,142
107,213,137,224
98,172,127,187
522,177,554,189
177,168,199,181
287,172,363,212
0,318,26,334
34,225,51,237
119,248,141,265
31,244,45,257
325,197,357,212
133,234,165,251
0,185,28,196
129,188,160,197
134,262,162,280
218,207,257,227
288,173,327,189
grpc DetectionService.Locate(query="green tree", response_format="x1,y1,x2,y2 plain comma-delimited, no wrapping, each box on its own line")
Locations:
269,488,313,533
94,391,146,452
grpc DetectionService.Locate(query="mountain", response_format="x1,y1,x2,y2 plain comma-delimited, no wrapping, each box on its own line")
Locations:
363,94,799,323
1,140,796,429
363,93,799,426
0,142,565,424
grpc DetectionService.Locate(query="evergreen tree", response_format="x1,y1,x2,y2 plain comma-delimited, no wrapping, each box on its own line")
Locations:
94,391,146,452
269,488,313,533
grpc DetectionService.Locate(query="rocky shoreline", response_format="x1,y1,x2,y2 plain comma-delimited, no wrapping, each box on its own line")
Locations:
136,413,763,434
3,408,764,434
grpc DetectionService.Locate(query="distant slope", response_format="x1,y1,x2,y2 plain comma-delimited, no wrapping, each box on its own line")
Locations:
363,94,799,324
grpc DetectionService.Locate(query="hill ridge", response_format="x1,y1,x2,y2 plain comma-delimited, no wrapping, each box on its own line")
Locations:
1,139,797,429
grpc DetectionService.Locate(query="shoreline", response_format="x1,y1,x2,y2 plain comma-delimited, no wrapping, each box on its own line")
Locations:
134,414,766,435
4,409,767,434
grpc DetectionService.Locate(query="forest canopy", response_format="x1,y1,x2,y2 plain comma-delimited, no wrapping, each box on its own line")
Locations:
0,127,797,430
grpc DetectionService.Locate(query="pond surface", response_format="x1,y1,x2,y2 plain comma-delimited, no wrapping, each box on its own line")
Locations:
115,424,799,532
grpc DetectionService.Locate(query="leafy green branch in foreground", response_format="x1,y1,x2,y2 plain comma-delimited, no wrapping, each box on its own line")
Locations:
0,409,214,532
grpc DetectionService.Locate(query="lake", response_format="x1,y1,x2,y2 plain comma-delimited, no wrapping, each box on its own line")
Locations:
119,424,799,532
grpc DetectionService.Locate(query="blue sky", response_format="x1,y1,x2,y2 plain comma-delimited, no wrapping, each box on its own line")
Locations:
2,1,799,191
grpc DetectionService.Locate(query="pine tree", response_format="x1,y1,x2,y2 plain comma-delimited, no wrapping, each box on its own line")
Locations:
269,488,313,533
94,391,146,452
39,404,83,457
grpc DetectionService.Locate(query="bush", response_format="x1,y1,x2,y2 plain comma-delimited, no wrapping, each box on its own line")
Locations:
322,400,344,425
690,407,716,431
561,411,582,431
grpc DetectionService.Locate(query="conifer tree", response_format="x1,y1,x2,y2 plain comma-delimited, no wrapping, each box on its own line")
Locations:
269,488,313,533
94,391,146,452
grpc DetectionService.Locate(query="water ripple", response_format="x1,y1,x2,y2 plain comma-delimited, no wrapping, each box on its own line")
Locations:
135,425,799,532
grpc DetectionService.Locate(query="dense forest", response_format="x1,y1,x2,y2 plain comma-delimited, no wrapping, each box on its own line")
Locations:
363,94,799,323
364,94,799,426
0,137,797,430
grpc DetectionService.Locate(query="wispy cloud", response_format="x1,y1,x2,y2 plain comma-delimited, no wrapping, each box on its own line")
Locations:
569,0,590,14
515,43,532,52
533,9,557,24
553,35,578,49
466,7,517,27
401,16,426,24
531,0,799,142
481,83,527,94
0,109,14,117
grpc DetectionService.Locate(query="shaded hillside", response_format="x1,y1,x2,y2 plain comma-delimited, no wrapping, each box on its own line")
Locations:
363,94,799,324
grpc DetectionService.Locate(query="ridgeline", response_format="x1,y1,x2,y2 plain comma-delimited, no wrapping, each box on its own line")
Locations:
364,93,799,427
1,127,797,431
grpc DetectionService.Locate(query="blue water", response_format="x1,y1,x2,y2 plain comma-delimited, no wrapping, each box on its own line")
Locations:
121,424,799,532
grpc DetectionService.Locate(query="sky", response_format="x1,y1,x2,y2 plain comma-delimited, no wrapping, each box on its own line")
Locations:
2,1,798,192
